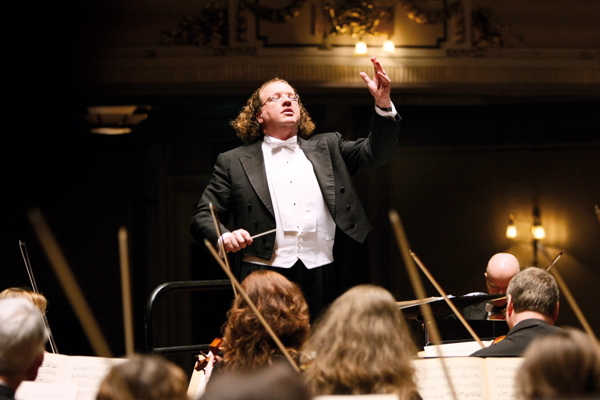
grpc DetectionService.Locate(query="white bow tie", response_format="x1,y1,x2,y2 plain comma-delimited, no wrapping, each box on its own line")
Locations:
266,136,298,151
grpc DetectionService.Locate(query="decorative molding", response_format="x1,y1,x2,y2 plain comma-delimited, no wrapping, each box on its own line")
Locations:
398,0,465,43
237,0,309,41
81,56,600,99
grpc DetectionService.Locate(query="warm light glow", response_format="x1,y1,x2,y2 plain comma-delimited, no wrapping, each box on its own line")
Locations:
506,215,517,238
383,39,395,53
506,225,517,239
531,225,546,240
354,39,368,54
87,106,137,116
90,127,133,135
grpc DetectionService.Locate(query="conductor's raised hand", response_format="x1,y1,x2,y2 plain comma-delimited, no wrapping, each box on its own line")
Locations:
359,56,392,109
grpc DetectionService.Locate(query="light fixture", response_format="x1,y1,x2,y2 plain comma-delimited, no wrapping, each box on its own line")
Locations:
505,214,517,239
83,105,151,135
354,38,368,54
324,0,394,55
531,206,546,240
383,36,395,53
505,206,546,266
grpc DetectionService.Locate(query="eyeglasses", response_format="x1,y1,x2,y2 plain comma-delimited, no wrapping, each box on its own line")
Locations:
261,93,299,106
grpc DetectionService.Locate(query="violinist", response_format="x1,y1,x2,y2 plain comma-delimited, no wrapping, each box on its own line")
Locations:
0,298,47,400
97,354,189,400
515,328,600,399
300,284,421,400
454,253,520,321
0,287,48,315
204,270,310,388
470,267,563,358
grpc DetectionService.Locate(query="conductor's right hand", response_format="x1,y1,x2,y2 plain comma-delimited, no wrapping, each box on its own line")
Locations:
220,229,253,253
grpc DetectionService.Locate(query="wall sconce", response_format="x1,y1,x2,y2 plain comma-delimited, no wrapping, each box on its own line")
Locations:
382,36,396,53
505,206,546,266
531,207,546,240
506,214,517,239
354,37,368,54
83,105,151,135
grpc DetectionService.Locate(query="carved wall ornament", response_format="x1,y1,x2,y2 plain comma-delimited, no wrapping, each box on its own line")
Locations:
397,0,465,43
237,0,310,41
161,2,229,52
324,0,394,38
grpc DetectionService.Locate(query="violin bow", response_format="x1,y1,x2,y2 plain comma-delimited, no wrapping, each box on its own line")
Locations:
203,238,300,373
118,226,135,357
28,207,113,358
538,244,596,339
545,250,564,272
18,240,59,354
388,209,458,400
209,202,237,297
409,251,485,348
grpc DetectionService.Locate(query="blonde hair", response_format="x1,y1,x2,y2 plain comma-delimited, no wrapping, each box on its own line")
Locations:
0,287,48,314
515,328,600,399
301,284,419,399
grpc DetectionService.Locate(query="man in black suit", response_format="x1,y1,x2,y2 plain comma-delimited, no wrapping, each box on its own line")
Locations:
190,56,400,319
0,298,47,400
470,267,562,357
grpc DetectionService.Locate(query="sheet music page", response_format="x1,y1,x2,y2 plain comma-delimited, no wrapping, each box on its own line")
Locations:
15,381,78,400
422,340,493,357
413,357,489,400
34,353,127,400
34,353,70,382
485,358,523,400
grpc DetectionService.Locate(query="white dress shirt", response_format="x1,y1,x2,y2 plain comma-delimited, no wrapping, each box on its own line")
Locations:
239,104,398,269
242,134,336,269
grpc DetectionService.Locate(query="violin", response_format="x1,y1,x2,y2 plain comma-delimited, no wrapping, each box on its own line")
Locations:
491,335,506,345
194,337,225,371
489,305,507,320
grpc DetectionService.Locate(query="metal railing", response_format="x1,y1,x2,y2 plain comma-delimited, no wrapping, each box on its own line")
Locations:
144,279,232,355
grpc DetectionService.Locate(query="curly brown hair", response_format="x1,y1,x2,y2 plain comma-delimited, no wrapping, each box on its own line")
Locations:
230,78,316,143
221,270,310,372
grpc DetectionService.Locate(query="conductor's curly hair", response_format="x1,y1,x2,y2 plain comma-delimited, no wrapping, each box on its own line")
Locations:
231,78,316,143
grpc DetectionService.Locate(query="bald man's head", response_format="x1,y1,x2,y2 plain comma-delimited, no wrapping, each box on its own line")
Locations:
485,253,520,306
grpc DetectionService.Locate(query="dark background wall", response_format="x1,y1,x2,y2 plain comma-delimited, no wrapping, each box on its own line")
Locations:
3,0,599,377
3,91,599,375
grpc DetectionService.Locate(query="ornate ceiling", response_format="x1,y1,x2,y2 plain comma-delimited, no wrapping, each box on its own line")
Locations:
71,0,599,102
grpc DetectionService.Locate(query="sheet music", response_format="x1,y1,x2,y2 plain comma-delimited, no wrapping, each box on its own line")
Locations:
412,357,524,400
413,357,489,400
33,353,126,400
485,358,523,400
15,382,78,400
422,340,493,357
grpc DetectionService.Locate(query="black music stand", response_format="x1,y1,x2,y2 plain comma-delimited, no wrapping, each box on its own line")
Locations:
398,294,509,344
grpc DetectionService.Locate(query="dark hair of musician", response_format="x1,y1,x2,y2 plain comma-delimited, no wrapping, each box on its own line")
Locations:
300,284,419,399
507,267,559,318
220,270,310,372
96,354,188,400
515,328,600,399
230,78,315,143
